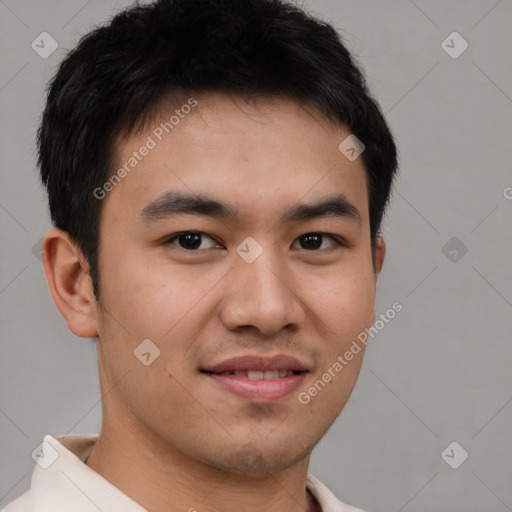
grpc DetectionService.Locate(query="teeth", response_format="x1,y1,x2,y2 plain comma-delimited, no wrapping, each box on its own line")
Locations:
248,371,265,380
231,370,294,379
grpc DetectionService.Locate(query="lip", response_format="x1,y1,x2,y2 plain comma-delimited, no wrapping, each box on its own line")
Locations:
201,354,309,373
205,372,308,402
201,354,309,403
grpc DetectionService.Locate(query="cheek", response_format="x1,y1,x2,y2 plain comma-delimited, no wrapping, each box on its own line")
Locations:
99,248,219,343
307,265,376,335
96,251,203,405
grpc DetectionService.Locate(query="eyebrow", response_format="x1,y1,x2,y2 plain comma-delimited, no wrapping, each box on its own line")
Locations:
139,191,362,225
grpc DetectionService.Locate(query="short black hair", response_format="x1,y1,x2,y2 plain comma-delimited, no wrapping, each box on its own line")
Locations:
38,0,398,299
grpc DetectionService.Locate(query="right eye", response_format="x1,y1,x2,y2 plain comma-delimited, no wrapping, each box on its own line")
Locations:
162,231,222,251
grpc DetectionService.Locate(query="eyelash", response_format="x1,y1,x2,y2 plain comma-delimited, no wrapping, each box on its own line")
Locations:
162,231,349,252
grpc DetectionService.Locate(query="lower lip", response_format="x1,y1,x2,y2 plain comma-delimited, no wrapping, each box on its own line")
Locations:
205,372,307,402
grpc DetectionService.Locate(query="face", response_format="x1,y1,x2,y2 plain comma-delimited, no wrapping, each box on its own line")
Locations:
92,92,384,475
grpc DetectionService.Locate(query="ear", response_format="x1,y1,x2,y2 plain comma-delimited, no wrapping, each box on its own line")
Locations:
370,235,386,324
41,228,99,339
373,235,386,279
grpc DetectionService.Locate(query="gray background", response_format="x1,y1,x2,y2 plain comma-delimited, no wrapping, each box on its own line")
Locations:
1,0,511,511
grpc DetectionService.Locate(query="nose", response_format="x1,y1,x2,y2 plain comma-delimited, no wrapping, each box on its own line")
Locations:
219,247,305,336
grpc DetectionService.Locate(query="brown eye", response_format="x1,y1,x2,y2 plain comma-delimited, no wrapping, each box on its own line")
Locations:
293,233,340,251
164,231,218,251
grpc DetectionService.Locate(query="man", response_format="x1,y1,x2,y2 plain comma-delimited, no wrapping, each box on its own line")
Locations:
2,0,398,510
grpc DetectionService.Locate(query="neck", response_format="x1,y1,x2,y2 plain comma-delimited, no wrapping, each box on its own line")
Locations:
85,422,321,512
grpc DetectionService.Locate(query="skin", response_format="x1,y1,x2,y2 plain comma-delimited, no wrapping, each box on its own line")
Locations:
42,92,385,512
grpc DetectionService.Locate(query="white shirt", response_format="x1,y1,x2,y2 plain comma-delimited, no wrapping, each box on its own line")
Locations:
1,434,368,512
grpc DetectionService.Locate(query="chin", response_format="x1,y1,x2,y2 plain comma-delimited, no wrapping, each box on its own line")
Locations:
198,438,314,476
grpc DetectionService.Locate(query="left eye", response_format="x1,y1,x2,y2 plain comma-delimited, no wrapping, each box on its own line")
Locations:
291,233,340,251
164,231,342,252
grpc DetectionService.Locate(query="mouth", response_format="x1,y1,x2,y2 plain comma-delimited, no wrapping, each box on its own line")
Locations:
202,369,301,379
200,354,309,402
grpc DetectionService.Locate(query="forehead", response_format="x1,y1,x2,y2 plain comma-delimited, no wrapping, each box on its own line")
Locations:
103,92,369,228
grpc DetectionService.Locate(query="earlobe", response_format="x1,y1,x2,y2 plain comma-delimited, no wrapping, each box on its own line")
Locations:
41,228,99,339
